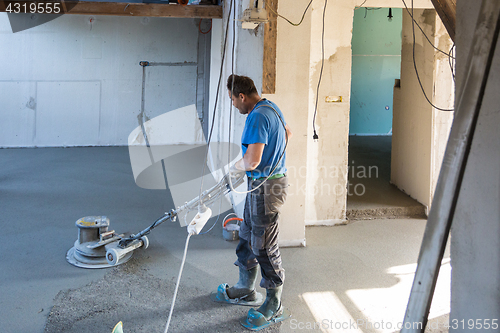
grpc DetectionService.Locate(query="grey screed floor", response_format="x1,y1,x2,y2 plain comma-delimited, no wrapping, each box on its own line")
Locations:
0,146,448,333
347,135,426,220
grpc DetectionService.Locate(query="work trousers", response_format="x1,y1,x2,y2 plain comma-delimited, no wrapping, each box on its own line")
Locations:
236,176,288,289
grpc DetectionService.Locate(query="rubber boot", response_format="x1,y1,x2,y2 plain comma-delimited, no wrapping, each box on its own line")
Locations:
256,285,282,320
227,266,258,301
112,321,123,333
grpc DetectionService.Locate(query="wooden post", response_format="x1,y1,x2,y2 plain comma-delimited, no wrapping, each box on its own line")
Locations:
263,0,277,94
430,0,456,41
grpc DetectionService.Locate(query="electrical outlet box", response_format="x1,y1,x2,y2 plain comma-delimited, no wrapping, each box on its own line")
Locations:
241,7,268,30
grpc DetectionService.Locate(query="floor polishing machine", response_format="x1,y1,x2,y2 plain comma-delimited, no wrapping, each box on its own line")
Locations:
66,172,245,269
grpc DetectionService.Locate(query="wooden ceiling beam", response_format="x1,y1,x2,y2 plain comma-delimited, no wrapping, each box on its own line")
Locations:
430,0,456,41
0,1,222,19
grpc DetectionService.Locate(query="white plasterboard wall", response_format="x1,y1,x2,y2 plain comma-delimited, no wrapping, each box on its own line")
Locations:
0,14,201,147
390,9,454,210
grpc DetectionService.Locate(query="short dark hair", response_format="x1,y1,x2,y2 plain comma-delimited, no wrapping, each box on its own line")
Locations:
227,74,258,97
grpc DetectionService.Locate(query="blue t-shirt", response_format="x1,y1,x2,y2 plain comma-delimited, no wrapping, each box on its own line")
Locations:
241,99,287,179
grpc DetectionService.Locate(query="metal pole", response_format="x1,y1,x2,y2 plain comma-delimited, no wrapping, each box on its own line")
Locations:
145,62,197,67
401,1,500,332
138,61,178,197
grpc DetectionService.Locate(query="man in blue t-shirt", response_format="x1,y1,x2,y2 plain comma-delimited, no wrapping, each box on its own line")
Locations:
212,75,292,329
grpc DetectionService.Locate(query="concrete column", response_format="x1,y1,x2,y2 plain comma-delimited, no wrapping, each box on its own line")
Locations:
450,1,500,329
260,0,312,245
391,9,453,211
305,0,353,226
430,16,454,203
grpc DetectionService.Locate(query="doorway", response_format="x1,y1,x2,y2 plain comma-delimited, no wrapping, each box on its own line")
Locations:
348,7,426,219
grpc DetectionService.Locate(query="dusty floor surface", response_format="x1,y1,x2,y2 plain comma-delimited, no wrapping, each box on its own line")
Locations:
1,147,450,333
347,136,426,219
44,258,278,333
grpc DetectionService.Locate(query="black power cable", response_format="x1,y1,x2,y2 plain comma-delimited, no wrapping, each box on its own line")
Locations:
266,0,313,27
356,0,368,8
312,0,327,140
448,42,456,82
401,0,455,60
409,0,454,112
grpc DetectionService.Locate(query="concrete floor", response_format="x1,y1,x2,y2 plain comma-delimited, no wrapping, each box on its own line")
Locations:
347,136,426,220
0,147,450,333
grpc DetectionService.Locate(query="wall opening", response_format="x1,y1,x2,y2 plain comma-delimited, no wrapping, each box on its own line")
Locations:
349,7,401,136
347,7,425,219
